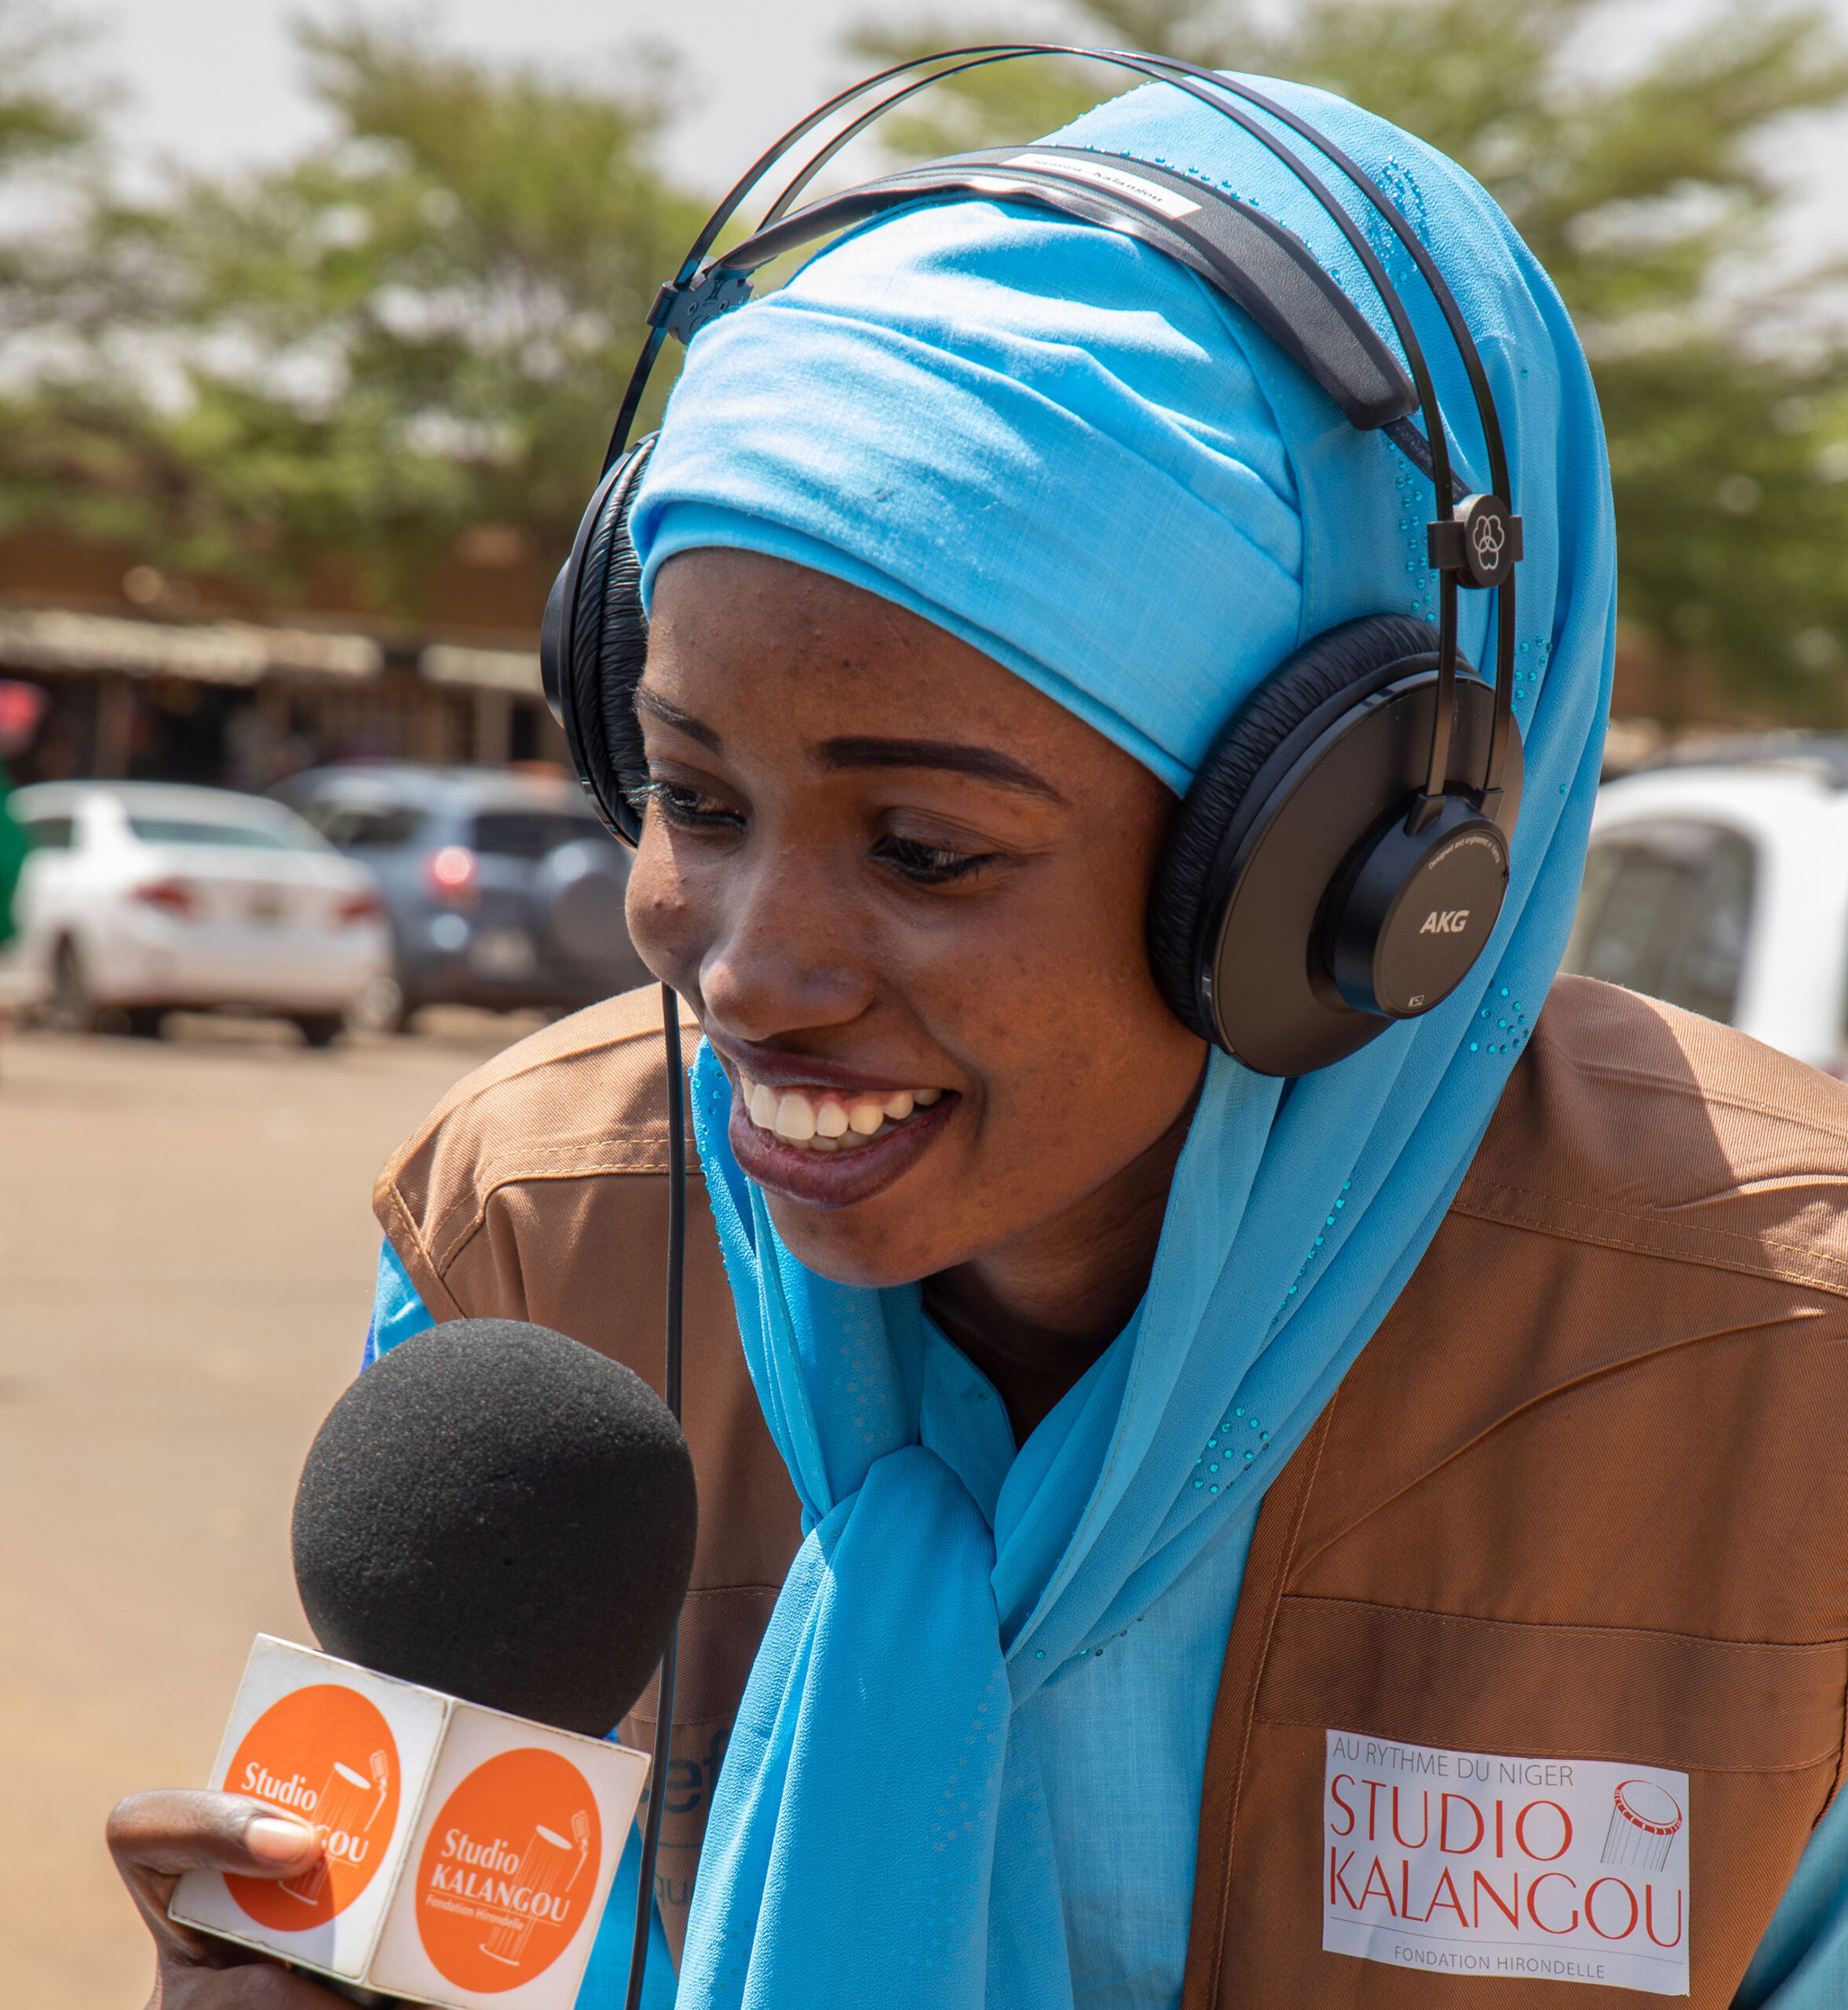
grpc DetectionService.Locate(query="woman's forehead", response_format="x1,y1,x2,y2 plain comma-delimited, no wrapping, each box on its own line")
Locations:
643,547,1149,790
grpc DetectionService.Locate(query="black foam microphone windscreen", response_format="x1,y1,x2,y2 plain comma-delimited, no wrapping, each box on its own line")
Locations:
291,1319,697,1738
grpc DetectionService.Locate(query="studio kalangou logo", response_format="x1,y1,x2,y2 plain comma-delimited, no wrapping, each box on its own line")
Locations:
1322,1731,1690,1997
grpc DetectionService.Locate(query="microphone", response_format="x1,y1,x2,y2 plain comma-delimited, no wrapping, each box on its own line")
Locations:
171,1318,697,2010
293,1316,696,1736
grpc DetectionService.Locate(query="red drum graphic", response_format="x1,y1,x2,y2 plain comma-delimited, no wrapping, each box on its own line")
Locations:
1600,1778,1684,1873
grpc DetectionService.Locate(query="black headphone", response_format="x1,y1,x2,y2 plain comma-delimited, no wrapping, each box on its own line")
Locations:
542,46,1526,1080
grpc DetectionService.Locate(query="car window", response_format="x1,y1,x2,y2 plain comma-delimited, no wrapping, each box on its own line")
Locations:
296,800,424,849
1563,820,1755,1025
21,815,73,850
128,815,311,853
469,810,608,861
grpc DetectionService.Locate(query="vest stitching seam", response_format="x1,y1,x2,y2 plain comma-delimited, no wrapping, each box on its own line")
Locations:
1252,1712,1840,1778
1286,1303,1835,1579
1206,1402,1337,2004
1449,1205,1848,1299
1541,1062,1848,1141
375,1190,463,1322
421,1155,670,1258
1824,1641,1848,1821
1259,1601,1846,1778
468,1143,672,1175
1461,1175,1848,1254
1455,1179,1848,1292
377,1014,680,1249
1273,1594,1848,1656
373,1015,671,1174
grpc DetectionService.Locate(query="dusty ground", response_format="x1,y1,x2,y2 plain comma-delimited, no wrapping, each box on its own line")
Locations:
0,1007,544,2010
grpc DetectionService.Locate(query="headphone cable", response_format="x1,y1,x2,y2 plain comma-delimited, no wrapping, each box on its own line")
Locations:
625,981,687,2010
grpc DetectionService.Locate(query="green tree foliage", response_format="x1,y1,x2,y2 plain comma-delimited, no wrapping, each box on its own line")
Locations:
849,2,1848,720
0,0,100,310
27,21,707,612
0,0,116,545
0,2,88,164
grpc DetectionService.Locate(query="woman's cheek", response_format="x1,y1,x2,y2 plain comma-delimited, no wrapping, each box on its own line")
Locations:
623,835,699,989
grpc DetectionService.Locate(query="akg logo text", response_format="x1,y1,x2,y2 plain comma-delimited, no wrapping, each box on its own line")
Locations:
1419,910,1470,935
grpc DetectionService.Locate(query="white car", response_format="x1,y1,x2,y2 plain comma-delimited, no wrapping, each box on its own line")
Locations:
1563,740,1848,1076
0,780,391,1043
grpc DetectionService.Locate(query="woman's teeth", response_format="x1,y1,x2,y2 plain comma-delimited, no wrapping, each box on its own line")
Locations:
740,1075,944,1153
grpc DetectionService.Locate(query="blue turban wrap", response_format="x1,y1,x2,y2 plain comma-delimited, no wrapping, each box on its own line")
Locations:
630,72,1615,2010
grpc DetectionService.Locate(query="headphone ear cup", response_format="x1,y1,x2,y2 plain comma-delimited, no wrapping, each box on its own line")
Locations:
554,435,657,844
593,439,656,840
1148,612,1440,1043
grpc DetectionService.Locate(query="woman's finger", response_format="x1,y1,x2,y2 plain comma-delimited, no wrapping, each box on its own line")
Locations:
107,1789,320,1964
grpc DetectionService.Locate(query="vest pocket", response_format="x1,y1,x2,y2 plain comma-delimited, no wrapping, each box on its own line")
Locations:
1206,1598,1846,2008
1256,1597,1846,1776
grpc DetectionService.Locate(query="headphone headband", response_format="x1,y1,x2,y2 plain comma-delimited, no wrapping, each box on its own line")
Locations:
661,148,1421,434
597,46,1519,813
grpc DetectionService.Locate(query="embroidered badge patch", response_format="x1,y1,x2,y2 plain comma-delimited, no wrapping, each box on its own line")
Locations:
1323,1730,1689,1997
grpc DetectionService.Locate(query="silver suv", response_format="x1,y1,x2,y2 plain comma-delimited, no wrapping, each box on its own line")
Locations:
275,764,649,1029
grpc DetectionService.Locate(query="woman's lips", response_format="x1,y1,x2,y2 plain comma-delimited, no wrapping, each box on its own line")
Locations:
724,1068,958,1208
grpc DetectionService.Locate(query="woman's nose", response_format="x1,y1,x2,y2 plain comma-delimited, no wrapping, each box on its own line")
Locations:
698,847,875,1043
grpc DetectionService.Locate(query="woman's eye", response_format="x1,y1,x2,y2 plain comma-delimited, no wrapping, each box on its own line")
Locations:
872,835,999,886
642,780,743,831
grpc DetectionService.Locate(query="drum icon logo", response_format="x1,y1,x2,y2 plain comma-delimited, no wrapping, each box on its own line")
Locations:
1601,1778,1685,1873
223,1683,400,1929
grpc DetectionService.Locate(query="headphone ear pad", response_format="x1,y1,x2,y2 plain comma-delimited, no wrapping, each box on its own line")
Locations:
1147,612,1440,1040
597,441,655,828
564,435,656,842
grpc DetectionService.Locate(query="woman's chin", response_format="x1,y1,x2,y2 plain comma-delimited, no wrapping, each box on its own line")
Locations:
761,1213,940,1292
760,1192,962,1288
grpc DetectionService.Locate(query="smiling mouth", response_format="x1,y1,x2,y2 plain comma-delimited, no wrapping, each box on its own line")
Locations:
734,1070,944,1153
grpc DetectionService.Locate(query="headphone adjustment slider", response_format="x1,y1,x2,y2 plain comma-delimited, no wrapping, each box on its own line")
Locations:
1426,495,1521,591
648,266,754,345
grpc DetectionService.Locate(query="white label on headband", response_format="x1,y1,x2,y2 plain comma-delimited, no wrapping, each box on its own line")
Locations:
1323,1730,1690,1996
1003,152,1201,219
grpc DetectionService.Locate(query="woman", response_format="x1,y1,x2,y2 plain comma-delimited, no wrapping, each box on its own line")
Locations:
110,72,1848,2010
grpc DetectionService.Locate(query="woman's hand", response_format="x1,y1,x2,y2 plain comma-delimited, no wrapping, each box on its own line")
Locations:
107,1791,346,2007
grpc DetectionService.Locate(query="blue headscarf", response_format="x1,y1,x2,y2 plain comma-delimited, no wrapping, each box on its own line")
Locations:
632,73,1614,2010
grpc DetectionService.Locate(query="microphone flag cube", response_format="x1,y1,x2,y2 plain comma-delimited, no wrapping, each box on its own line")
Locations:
170,1635,651,2009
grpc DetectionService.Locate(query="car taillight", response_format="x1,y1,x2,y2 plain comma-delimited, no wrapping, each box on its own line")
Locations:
335,888,386,926
132,876,199,919
423,845,479,904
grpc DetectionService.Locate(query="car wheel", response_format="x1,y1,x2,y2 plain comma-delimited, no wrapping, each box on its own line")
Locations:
49,938,99,1034
122,1006,166,1040
349,972,410,1036
294,1013,345,1049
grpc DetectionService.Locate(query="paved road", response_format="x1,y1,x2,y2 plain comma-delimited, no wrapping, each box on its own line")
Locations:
0,1009,542,2010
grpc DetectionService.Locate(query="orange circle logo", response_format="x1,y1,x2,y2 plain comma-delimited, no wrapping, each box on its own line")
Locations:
415,1749,602,1993
224,1684,400,1930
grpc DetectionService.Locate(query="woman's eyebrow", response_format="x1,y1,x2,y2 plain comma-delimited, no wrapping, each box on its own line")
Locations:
634,688,722,751
635,693,1066,804
818,737,1068,804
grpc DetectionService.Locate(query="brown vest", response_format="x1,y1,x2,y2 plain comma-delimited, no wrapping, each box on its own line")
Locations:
374,976,1848,2005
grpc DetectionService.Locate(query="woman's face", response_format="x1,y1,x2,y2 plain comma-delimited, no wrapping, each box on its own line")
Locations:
626,548,1208,1292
